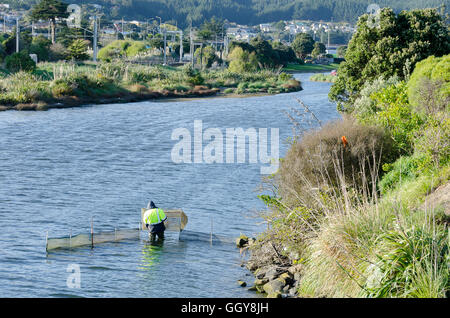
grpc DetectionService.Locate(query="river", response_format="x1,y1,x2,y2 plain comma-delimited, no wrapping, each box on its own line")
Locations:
0,73,339,297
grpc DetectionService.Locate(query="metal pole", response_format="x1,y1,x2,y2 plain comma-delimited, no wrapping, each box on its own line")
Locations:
93,15,98,62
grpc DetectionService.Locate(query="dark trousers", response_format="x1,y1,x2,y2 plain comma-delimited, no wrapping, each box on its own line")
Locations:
150,231,165,241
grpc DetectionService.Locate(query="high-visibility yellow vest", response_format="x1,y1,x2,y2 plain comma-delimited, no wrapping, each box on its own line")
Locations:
143,208,167,225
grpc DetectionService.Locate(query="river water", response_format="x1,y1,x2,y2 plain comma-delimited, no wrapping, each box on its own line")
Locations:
0,73,339,297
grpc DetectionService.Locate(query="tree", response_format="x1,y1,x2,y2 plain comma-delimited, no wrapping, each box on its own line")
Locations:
5,52,36,73
29,35,52,61
67,39,89,61
329,7,450,111
336,45,347,58
198,17,224,41
291,33,315,59
250,36,275,68
311,42,326,59
30,0,69,44
194,45,217,68
228,46,258,73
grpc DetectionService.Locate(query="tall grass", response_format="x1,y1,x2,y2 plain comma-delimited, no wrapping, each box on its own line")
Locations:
258,100,449,298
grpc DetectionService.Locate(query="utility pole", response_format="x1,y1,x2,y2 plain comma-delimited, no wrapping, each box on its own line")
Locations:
163,28,167,65
93,15,98,62
16,16,19,53
179,31,183,63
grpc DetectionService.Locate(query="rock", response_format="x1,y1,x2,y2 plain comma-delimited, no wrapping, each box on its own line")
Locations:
237,280,247,287
246,261,258,272
266,266,288,281
247,285,257,291
254,278,269,286
263,278,286,295
279,272,294,286
267,292,282,298
288,287,297,297
288,264,303,275
293,272,301,282
236,235,249,248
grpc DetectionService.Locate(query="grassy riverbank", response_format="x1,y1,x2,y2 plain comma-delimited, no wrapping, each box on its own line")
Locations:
0,62,302,111
309,73,337,83
244,49,449,297
283,63,339,73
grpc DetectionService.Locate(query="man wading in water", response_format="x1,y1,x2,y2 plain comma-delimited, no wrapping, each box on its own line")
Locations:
143,201,167,241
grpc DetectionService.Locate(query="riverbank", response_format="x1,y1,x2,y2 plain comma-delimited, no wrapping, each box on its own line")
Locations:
283,63,339,73
241,54,449,298
0,62,302,111
309,73,337,83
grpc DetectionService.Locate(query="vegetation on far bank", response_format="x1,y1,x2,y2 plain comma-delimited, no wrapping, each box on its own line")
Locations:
283,63,339,73
0,61,301,110
251,7,449,298
309,73,337,83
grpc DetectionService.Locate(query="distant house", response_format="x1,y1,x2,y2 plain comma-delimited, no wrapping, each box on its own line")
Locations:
227,27,256,41
259,24,272,32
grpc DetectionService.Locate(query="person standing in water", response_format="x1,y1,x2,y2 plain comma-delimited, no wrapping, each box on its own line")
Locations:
143,201,167,241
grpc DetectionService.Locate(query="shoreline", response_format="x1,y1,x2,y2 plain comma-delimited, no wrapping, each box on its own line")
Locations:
0,87,295,112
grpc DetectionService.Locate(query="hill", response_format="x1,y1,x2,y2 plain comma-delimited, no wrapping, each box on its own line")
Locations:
4,0,448,27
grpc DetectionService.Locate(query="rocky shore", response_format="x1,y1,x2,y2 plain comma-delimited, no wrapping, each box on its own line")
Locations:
236,235,302,298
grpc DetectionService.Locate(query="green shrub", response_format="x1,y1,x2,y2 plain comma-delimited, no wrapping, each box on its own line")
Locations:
407,54,450,113
378,154,428,194
358,81,423,156
5,52,36,73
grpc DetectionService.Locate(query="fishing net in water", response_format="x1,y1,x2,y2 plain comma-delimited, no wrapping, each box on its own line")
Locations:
46,228,140,251
179,230,234,244
46,209,189,252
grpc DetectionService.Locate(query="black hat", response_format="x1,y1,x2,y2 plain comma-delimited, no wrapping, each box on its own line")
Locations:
150,201,157,209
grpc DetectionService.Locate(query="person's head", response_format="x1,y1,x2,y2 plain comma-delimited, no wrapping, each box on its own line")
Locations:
150,201,157,209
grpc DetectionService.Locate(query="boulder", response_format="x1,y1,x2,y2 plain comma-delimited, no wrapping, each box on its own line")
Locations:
237,280,247,287
279,272,294,286
288,264,303,275
267,292,282,298
263,278,286,295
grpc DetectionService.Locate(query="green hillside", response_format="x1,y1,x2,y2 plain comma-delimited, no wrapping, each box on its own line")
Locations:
4,0,448,27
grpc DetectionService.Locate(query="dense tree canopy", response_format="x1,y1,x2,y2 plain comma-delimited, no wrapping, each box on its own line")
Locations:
329,7,450,111
9,0,449,27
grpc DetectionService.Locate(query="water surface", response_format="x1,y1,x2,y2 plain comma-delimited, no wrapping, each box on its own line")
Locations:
0,73,339,297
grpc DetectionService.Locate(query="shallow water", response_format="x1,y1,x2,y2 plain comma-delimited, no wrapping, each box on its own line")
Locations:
0,73,339,297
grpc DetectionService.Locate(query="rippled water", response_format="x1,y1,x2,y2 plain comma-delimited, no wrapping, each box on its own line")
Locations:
0,73,339,297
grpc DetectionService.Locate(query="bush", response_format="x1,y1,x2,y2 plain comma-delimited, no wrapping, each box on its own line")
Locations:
5,52,36,73
278,117,393,206
378,154,426,194
358,81,423,156
67,39,90,61
407,54,450,114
